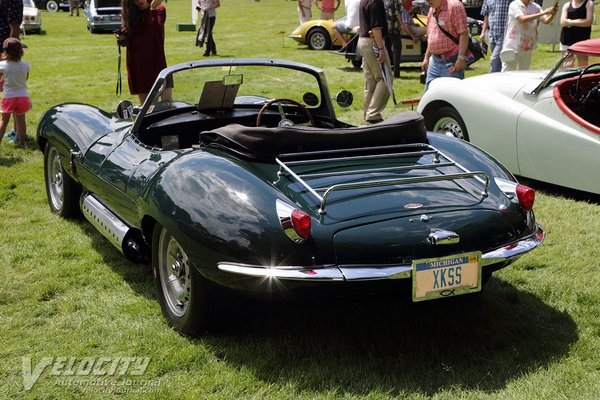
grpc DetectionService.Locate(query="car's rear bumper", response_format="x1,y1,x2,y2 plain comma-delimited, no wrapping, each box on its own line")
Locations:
217,224,545,282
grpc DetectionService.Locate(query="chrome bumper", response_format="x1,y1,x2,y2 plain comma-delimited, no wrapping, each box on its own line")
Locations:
217,225,545,282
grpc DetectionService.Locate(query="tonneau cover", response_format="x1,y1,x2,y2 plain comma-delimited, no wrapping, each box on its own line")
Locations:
200,111,427,160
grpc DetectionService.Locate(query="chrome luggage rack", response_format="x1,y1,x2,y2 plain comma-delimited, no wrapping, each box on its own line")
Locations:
275,143,490,216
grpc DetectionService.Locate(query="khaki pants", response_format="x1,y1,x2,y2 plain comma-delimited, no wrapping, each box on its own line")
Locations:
357,36,390,122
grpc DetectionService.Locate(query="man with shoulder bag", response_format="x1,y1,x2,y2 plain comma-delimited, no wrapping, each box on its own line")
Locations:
421,0,469,91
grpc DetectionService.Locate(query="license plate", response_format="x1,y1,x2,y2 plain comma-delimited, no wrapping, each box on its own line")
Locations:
412,252,481,302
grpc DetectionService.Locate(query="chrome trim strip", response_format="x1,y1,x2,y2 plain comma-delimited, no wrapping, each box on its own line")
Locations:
216,225,545,282
217,263,345,281
480,224,545,266
338,265,412,281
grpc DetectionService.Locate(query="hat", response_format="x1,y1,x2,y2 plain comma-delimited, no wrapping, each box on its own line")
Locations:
2,38,26,59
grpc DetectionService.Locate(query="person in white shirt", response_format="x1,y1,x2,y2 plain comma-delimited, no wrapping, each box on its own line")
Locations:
0,38,30,148
500,0,557,71
332,0,361,48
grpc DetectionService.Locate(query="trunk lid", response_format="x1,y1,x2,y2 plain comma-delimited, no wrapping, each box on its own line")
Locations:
275,144,526,263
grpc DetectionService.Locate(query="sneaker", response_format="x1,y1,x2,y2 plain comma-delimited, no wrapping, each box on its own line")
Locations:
7,134,31,145
3,129,16,139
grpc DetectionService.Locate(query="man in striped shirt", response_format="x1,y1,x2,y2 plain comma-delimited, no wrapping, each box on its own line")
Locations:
480,0,512,72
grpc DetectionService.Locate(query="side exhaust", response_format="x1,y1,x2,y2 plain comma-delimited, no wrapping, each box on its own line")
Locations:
81,194,147,263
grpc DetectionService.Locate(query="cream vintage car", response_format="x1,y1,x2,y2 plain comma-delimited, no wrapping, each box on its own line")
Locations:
418,38,600,195
22,0,42,34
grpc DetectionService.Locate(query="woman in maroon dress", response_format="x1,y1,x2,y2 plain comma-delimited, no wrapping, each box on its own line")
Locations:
119,0,171,104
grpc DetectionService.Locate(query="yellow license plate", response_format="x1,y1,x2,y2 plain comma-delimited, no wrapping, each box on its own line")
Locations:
412,252,481,302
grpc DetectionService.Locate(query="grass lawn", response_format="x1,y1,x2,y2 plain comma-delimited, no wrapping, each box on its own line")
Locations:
0,1,599,399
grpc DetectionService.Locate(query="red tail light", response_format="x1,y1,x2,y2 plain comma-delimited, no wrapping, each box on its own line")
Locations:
516,184,535,211
291,210,311,239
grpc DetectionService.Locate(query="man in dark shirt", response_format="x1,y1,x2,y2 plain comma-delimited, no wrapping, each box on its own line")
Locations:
0,0,23,45
357,0,391,124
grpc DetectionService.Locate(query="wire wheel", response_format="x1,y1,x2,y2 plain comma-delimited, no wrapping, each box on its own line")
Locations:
427,106,470,141
46,146,64,212
156,229,192,318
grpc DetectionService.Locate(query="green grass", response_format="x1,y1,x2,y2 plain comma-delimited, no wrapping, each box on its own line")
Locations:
1,1,600,399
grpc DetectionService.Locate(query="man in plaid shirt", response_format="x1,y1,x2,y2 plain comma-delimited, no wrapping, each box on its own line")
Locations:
480,0,512,72
421,0,469,91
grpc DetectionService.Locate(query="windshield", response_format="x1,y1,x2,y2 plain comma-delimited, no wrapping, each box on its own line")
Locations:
23,0,35,7
547,52,600,81
146,63,323,115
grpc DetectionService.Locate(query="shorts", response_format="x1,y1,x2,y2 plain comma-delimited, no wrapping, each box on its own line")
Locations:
2,96,31,115
334,16,352,34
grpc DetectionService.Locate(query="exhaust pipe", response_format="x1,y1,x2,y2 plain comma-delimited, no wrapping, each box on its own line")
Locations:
81,194,147,263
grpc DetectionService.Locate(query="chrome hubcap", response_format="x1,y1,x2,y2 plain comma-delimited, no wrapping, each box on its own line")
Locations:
158,230,191,318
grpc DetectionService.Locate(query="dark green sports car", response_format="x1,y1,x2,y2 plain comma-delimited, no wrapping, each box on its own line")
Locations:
38,59,544,335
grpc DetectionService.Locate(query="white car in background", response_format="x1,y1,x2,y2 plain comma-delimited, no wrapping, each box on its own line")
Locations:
84,0,122,33
417,38,600,195
22,0,42,34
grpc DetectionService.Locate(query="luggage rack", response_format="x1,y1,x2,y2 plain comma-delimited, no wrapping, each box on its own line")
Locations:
275,143,490,216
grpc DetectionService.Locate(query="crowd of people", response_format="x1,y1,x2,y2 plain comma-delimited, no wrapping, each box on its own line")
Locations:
0,0,594,142
294,0,594,121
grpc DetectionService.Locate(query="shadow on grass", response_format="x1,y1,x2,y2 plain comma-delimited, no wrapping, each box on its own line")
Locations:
0,153,23,167
78,220,577,395
79,221,156,299
201,278,577,396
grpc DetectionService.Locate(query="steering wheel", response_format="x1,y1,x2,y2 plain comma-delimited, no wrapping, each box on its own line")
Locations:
573,63,600,103
256,98,314,127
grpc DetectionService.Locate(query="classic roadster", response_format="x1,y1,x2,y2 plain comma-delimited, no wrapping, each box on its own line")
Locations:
38,59,544,335
418,38,600,195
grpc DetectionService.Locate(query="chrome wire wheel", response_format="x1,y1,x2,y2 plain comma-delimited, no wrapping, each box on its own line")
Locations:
157,229,192,318
426,106,470,141
46,146,64,212
432,116,465,140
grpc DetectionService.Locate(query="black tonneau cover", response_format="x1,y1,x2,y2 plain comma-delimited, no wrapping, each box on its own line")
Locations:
200,111,428,161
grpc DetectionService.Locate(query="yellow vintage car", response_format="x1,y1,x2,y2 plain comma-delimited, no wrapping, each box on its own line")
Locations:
289,19,342,51
289,16,428,68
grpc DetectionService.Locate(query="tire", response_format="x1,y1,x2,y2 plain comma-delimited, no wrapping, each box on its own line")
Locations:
307,27,331,51
425,106,470,141
46,0,58,12
351,57,362,69
44,143,82,218
152,224,215,335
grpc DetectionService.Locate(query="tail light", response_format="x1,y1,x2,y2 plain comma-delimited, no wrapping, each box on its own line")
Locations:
276,200,312,243
291,210,311,239
516,184,535,211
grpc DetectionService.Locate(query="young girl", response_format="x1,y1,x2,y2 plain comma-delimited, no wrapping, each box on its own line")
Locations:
0,38,30,148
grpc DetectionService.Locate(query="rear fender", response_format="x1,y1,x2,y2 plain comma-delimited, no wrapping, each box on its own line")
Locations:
139,151,324,285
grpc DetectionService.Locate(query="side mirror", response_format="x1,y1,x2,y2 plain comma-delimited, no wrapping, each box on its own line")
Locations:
116,100,136,119
335,90,353,108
